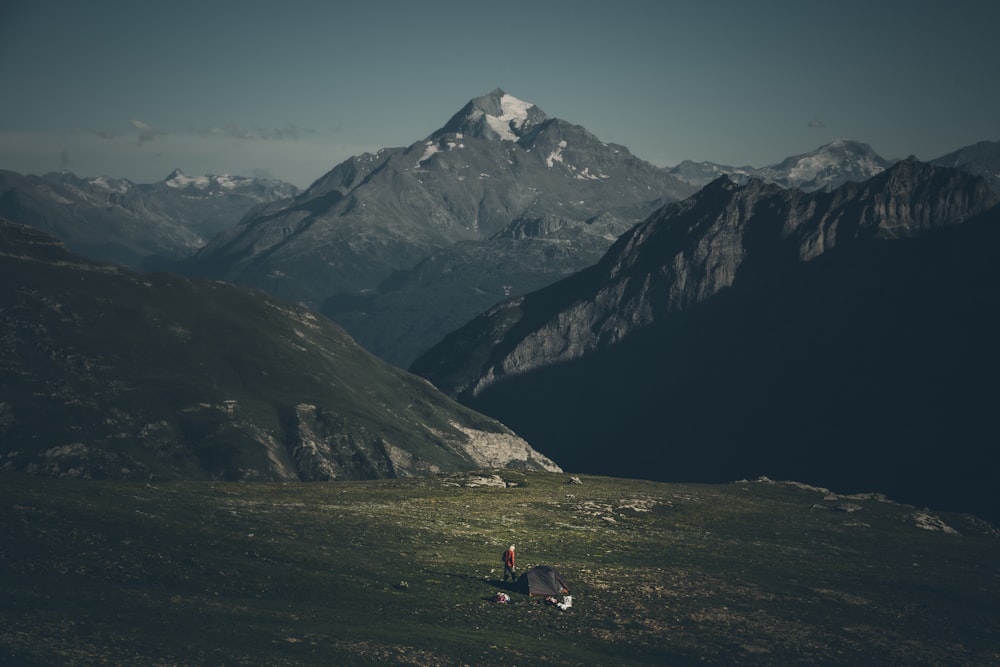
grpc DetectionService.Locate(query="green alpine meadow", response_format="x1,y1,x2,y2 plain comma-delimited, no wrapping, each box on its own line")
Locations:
2,471,997,665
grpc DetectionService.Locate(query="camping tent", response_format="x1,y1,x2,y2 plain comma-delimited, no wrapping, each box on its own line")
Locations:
517,565,570,596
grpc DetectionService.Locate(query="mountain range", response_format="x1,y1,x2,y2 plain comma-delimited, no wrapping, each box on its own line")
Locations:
178,92,997,366
3,93,997,370
180,89,699,365
3,90,1000,665
411,159,1000,522
2,90,999,521
0,219,559,481
0,168,298,272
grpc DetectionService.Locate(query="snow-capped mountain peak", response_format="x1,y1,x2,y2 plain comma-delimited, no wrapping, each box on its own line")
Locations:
764,140,892,190
88,175,133,194
433,88,548,142
479,92,534,141
669,140,894,192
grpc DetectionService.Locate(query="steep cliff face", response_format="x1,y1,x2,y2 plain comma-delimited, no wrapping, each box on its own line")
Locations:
413,160,999,400
0,219,559,482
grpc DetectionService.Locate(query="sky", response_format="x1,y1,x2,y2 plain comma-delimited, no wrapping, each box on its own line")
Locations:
1,0,998,189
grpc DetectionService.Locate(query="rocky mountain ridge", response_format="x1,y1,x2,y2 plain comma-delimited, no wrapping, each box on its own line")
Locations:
414,158,998,398
0,219,558,481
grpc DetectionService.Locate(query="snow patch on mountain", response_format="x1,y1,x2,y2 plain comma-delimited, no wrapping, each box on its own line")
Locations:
544,140,608,180
89,176,132,193
547,140,567,168
576,167,607,181
786,148,885,183
416,134,466,167
166,171,212,189
164,171,245,190
787,154,838,181
417,141,441,167
484,93,535,141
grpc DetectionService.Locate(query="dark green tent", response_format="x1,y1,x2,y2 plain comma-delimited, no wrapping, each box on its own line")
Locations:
517,565,570,596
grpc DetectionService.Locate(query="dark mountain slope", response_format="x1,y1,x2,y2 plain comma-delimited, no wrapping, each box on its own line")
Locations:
412,162,1000,520
461,212,1000,520
0,220,558,481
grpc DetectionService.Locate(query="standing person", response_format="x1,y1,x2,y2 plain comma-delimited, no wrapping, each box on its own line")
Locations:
502,545,516,584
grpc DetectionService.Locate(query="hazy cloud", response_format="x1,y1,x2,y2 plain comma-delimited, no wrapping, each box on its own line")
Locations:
221,123,256,140
130,119,163,145
808,118,826,129
194,122,315,141
261,123,314,141
59,147,72,171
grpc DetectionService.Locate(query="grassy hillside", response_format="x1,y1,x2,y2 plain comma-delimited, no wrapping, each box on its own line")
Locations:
0,219,556,481
2,471,997,665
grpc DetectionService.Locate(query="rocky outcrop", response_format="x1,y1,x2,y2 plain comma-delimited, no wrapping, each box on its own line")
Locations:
285,405,559,481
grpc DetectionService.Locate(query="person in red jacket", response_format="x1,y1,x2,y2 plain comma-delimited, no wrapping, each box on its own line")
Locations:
502,545,516,584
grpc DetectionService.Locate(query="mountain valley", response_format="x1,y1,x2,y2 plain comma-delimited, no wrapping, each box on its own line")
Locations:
2,90,998,525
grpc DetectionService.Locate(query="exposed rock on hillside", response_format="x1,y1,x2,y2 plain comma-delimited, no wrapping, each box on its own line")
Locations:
0,219,559,481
